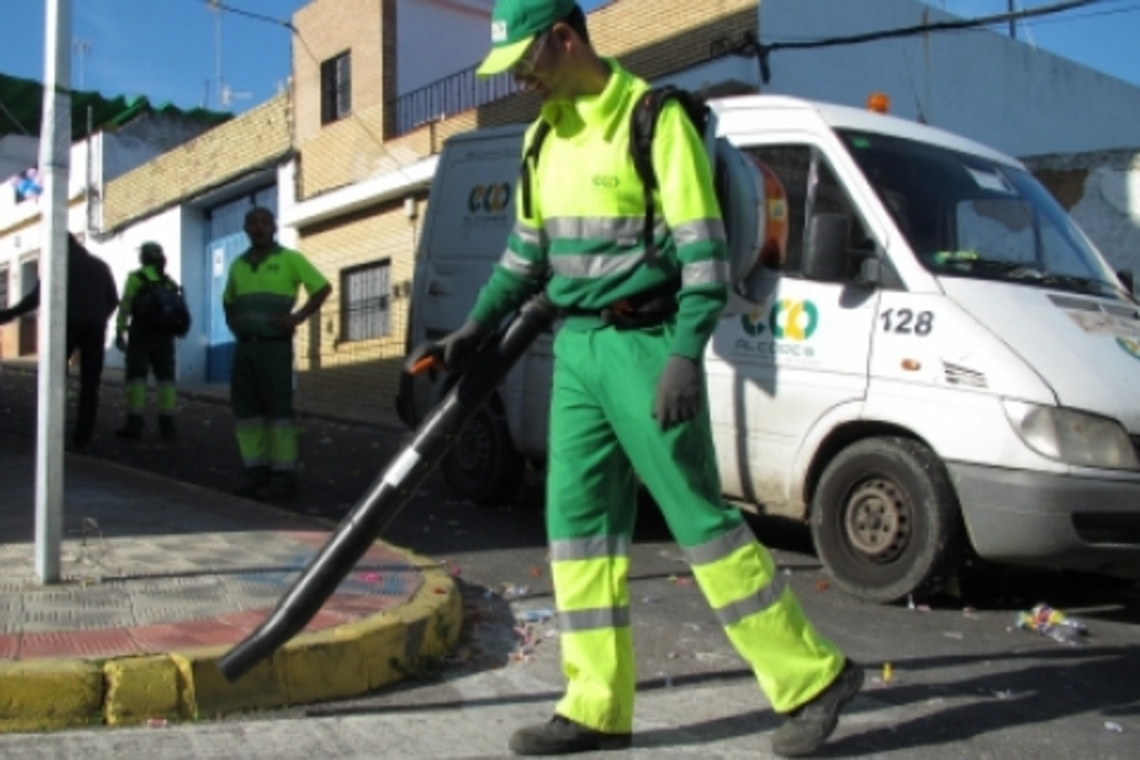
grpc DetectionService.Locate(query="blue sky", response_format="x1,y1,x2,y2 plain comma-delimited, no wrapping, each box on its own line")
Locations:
1,1,1138,116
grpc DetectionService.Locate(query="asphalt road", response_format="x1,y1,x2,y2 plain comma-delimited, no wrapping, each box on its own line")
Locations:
1,368,1138,758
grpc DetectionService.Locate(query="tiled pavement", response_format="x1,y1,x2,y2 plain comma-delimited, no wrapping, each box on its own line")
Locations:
0,432,462,732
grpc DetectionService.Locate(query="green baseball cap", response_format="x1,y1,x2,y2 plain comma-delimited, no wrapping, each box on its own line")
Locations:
476,0,577,78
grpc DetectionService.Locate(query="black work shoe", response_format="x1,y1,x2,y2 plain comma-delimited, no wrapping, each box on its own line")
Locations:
115,415,144,440
159,416,176,440
232,468,271,498
254,476,298,502
771,660,864,757
509,715,632,756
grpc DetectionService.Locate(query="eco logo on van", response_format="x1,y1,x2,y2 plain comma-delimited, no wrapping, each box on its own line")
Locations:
741,299,820,341
468,183,512,214
771,299,820,341
1117,336,1140,361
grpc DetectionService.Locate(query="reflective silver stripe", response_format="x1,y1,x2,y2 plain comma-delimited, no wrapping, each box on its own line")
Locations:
515,222,546,248
712,574,787,628
559,606,631,632
683,523,757,567
271,419,295,430
498,249,546,278
550,535,631,562
673,218,727,246
544,216,668,243
550,252,644,279
682,260,730,288
242,455,269,467
235,417,270,430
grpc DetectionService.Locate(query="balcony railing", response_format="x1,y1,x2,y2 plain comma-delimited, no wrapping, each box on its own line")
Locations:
391,65,521,138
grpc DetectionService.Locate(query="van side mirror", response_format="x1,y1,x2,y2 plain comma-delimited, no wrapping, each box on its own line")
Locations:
802,213,850,282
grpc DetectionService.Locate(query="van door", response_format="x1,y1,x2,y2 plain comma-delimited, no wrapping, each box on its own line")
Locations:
413,137,520,345
708,143,880,513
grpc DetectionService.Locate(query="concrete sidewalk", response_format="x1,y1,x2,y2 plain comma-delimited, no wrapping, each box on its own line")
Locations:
0,433,461,733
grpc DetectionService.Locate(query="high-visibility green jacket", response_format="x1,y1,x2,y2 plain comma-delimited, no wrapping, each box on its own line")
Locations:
223,244,329,339
468,59,729,360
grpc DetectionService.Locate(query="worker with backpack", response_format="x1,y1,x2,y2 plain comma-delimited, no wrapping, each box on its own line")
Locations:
114,240,191,440
405,2,862,757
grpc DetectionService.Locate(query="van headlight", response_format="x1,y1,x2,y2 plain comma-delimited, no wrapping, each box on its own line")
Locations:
1002,400,1139,470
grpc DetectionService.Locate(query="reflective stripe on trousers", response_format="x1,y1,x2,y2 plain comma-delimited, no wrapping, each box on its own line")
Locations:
546,325,843,733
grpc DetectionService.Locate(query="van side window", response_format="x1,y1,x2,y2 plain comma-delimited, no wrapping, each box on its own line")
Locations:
743,146,809,274
808,157,875,280
742,146,873,282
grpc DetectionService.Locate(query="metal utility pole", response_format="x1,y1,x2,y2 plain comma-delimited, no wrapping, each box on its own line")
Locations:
210,0,224,110
37,0,73,583
1008,0,1018,38
72,38,91,89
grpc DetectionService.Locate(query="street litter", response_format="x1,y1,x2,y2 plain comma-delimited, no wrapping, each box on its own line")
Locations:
516,608,555,624
1016,603,1088,645
1104,721,1123,733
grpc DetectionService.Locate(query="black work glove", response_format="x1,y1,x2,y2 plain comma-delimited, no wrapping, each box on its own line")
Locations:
404,320,487,376
114,331,127,352
653,355,703,430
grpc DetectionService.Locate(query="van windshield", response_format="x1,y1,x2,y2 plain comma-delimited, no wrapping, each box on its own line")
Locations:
838,130,1126,300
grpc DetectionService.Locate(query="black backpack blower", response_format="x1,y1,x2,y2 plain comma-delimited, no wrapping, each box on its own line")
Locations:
218,293,558,682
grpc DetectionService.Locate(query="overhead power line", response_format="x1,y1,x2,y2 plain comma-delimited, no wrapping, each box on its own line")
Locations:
753,0,1101,83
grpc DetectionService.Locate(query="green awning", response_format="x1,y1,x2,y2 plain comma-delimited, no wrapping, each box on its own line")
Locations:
0,71,231,141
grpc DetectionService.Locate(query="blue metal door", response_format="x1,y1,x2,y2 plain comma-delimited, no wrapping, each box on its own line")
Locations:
203,188,277,383
205,232,249,383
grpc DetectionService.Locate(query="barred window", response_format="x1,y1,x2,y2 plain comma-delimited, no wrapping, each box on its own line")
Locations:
341,260,391,341
320,51,352,125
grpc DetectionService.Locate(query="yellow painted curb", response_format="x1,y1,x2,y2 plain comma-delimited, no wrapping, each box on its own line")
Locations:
0,545,463,734
0,659,102,733
103,656,181,726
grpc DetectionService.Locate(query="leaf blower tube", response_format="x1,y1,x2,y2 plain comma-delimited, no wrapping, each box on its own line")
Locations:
217,294,558,683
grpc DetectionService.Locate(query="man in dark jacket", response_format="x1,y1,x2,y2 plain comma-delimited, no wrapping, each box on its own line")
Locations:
0,233,120,449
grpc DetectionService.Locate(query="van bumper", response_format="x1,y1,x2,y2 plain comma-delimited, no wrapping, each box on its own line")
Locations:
949,463,1140,578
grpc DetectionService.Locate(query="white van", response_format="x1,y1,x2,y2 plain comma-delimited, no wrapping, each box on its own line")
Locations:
397,94,1140,603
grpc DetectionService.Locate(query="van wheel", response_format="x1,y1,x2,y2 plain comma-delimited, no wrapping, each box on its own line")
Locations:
441,403,524,506
810,437,962,604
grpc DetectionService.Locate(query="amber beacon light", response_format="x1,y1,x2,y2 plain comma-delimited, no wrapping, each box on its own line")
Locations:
866,92,891,114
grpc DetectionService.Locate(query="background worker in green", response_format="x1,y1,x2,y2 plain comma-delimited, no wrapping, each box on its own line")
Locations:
114,241,179,440
408,2,863,757
224,207,330,501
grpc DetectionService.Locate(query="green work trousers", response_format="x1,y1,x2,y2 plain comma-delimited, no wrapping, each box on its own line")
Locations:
123,330,177,416
546,322,844,734
230,340,297,474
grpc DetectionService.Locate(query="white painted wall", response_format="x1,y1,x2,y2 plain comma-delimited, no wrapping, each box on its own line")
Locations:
396,0,494,95
759,0,1140,157
94,206,214,383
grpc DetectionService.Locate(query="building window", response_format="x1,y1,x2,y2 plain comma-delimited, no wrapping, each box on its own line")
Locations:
0,267,8,308
320,51,352,124
341,260,391,341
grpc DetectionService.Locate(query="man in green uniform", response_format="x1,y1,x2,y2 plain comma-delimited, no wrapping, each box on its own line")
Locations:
114,241,179,440
408,2,863,757
224,207,331,501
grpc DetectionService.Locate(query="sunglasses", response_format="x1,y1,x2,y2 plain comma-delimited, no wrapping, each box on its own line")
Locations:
510,31,551,78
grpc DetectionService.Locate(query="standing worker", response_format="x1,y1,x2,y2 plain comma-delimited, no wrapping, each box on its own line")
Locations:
407,2,862,756
114,241,182,440
223,207,331,501
0,233,118,451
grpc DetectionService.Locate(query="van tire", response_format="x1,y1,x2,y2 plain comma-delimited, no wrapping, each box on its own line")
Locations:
810,437,962,604
440,403,525,506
